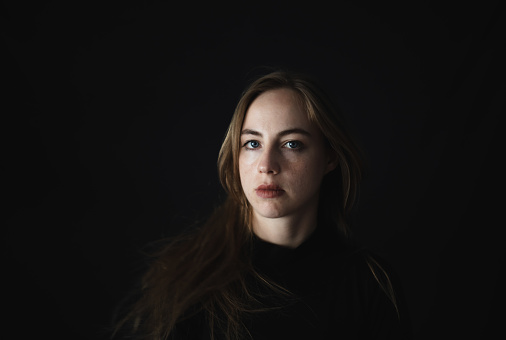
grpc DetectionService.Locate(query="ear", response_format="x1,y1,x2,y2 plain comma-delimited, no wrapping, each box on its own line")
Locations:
324,150,338,174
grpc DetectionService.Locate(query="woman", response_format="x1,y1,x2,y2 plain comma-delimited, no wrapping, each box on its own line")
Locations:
113,70,412,339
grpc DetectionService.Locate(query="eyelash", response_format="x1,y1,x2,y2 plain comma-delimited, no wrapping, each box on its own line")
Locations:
242,140,304,151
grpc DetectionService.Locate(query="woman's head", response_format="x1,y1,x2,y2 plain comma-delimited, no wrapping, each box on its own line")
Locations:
218,70,363,237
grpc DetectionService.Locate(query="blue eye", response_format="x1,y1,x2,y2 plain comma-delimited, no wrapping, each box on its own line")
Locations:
285,141,301,149
245,140,260,149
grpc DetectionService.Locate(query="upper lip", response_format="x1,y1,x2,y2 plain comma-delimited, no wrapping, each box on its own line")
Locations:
256,184,284,191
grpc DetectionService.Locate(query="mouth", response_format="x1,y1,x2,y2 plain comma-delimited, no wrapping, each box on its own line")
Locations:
255,184,285,198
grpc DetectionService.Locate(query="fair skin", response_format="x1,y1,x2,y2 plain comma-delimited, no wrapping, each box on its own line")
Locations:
239,88,337,248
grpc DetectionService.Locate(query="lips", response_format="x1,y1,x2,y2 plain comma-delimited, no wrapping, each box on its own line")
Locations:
255,184,285,198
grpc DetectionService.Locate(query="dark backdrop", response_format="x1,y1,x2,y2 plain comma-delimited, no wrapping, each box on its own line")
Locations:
3,1,504,339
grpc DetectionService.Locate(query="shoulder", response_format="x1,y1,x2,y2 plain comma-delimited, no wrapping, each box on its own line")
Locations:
329,245,413,339
344,248,397,290
329,246,395,302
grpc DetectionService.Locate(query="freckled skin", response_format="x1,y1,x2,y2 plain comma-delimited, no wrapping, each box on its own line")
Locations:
239,88,336,246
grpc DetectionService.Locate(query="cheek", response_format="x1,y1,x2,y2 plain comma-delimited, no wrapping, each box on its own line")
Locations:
239,151,257,166
238,153,254,187
287,154,327,189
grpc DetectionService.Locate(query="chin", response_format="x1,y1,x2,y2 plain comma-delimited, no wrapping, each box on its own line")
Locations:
257,211,286,219
252,204,289,219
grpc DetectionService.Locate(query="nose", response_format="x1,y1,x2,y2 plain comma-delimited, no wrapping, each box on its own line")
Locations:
257,146,280,174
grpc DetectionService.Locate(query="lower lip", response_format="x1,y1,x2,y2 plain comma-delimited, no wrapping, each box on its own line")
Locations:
255,189,285,198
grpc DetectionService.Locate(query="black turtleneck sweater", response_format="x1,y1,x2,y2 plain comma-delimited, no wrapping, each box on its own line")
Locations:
171,226,412,339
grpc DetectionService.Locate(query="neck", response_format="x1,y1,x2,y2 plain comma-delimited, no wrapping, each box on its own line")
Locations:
251,208,318,249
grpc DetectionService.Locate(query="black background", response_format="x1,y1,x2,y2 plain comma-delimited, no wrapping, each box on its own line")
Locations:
3,1,504,339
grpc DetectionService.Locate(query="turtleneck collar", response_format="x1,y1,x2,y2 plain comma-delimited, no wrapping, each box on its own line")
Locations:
251,225,341,280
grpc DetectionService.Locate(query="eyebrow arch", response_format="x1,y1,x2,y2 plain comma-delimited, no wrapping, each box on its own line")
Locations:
240,128,312,138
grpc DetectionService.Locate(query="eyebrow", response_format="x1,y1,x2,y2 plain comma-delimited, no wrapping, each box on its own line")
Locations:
240,128,312,138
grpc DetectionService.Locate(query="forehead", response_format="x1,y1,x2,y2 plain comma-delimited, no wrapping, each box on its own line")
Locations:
243,88,315,133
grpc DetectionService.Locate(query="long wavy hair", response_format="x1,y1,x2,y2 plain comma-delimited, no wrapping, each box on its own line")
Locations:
113,70,386,340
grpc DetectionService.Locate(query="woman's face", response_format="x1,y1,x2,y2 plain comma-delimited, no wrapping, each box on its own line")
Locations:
239,88,336,222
